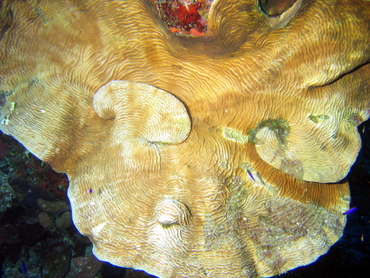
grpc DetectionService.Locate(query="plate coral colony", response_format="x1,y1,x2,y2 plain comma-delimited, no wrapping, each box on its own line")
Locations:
0,0,369,277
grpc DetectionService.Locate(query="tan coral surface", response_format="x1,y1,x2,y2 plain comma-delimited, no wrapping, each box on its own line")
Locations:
1,0,369,277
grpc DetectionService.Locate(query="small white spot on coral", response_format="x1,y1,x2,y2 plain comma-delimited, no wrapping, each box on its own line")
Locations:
92,222,107,235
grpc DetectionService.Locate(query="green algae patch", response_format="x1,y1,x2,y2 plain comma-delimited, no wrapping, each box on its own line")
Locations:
308,114,329,124
223,127,248,143
248,118,290,145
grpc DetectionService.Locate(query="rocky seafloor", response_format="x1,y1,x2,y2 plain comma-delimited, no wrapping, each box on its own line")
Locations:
0,121,369,278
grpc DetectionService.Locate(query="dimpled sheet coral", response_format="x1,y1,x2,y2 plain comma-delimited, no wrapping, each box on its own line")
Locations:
0,0,369,277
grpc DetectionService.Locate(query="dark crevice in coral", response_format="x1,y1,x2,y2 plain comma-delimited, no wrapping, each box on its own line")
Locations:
259,0,297,17
0,8,13,42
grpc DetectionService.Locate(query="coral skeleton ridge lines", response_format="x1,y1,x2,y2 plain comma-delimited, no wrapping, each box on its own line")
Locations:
0,0,369,277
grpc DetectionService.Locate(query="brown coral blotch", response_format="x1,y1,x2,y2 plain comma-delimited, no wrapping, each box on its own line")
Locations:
1,0,369,277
